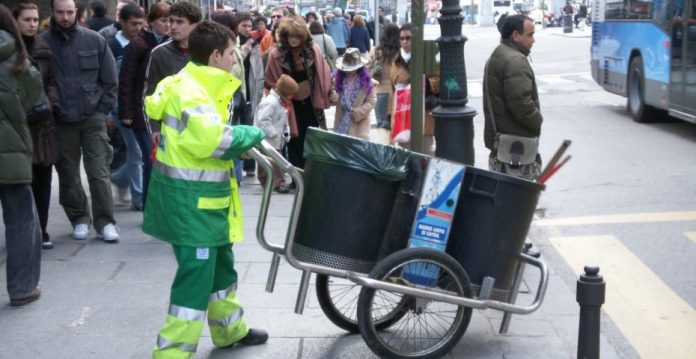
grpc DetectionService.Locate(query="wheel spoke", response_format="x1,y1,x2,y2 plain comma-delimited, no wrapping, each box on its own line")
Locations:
360,251,472,358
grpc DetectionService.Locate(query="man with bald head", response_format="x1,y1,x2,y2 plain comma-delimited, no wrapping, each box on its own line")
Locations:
40,0,120,242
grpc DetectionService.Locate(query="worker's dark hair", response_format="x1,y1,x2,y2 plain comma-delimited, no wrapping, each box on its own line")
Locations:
500,14,532,39
189,20,236,65
399,22,411,33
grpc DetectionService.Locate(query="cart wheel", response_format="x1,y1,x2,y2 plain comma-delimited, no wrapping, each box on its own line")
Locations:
316,274,407,333
357,248,473,359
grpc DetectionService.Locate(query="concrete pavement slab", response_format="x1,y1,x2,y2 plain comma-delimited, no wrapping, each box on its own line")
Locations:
0,154,626,359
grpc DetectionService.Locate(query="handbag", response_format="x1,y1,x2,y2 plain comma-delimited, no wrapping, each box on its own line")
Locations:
25,90,51,123
391,85,411,143
484,61,539,166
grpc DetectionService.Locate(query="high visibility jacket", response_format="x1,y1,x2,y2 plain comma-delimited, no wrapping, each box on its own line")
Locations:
144,62,249,247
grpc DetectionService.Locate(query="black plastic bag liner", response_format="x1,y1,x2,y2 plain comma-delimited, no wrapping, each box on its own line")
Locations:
303,128,411,181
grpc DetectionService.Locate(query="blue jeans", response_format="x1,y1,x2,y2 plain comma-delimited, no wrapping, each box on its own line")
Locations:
131,128,152,208
0,184,41,299
111,111,143,208
375,93,390,130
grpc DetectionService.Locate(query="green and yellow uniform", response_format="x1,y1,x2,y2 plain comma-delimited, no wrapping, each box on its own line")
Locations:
144,62,264,359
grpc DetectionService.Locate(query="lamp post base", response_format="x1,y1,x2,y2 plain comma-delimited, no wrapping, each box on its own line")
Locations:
432,104,477,165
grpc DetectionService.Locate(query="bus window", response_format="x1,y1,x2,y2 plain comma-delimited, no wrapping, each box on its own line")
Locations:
606,0,656,19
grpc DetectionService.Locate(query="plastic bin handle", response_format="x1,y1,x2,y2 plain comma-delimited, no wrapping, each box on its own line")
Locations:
468,173,498,202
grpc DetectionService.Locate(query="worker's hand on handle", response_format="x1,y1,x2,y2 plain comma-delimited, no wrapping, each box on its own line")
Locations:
151,132,161,146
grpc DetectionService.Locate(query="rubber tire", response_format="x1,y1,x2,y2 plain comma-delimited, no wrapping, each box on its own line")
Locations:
315,274,407,333
357,248,474,359
627,56,659,123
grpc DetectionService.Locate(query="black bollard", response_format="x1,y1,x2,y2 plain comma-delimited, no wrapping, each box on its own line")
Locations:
576,266,606,359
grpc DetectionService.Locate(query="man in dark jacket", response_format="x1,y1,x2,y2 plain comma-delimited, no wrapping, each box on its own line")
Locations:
144,1,201,146
483,14,543,180
40,0,119,241
97,0,132,43
108,2,146,211
85,0,112,31
0,24,43,306
118,1,170,210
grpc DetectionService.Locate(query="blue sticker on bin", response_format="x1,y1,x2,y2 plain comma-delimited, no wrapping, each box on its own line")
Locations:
404,159,465,287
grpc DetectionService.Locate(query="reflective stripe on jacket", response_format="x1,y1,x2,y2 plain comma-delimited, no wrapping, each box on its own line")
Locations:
143,62,244,247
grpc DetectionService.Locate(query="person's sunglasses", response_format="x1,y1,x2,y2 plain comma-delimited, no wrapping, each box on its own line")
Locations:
400,36,411,41
272,15,282,19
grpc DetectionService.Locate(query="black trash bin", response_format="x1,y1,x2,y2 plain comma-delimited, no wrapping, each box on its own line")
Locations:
292,129,411,274
446,166,544,301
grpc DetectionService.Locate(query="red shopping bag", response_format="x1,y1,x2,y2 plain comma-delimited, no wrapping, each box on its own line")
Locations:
391,85,411,143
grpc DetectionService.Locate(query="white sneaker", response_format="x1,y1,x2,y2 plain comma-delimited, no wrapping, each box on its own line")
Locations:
98,224,120,243
72,224,89,240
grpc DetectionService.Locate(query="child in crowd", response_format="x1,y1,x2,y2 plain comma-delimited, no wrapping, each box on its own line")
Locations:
329,47,377,140
254,74,298,193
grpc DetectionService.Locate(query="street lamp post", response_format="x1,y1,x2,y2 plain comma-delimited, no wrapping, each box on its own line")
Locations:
431,0,477,165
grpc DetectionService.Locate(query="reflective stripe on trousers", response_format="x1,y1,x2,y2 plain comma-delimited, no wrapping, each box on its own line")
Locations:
207,282,249,347
153,305,206,359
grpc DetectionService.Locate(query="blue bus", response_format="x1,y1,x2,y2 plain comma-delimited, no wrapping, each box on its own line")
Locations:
590,0,696,123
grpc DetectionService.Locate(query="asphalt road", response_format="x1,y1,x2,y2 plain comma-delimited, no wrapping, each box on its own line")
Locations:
454,24,696,359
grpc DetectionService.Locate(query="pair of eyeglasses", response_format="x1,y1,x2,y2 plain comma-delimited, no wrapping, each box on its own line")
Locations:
400,36,411,41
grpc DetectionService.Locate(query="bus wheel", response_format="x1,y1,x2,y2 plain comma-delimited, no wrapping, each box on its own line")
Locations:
627,56,658,123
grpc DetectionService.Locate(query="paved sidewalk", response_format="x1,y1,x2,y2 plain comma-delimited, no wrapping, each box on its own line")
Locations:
0,164,622,358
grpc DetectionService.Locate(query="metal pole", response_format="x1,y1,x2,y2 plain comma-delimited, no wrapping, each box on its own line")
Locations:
577,265,606,359
410,0,425,153
430,0,476,165
499,242,539,334
373,0,380,47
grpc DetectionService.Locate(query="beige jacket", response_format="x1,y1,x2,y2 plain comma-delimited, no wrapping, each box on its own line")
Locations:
330,79,379,140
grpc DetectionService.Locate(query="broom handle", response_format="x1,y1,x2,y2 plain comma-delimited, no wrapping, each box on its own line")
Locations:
538,155,572,184
538,139,572,182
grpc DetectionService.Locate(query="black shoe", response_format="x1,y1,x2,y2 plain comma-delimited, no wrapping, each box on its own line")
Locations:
42,240,54,250
238,328,268,346
10,289,41,306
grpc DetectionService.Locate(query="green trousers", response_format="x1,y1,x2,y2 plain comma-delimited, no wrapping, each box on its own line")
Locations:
153,244,249,359
54,113,115,231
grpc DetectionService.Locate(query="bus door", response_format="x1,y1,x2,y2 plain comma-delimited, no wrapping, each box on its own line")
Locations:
670,0,696,117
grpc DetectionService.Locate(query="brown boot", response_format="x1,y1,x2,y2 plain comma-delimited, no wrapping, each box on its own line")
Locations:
10,289,41,306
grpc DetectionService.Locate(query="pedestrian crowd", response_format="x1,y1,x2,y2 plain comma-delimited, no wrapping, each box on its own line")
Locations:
1,1,543,357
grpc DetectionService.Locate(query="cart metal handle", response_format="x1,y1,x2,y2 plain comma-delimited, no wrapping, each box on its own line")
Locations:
246,145,285,255
345,252,549,315
245,140,308,298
